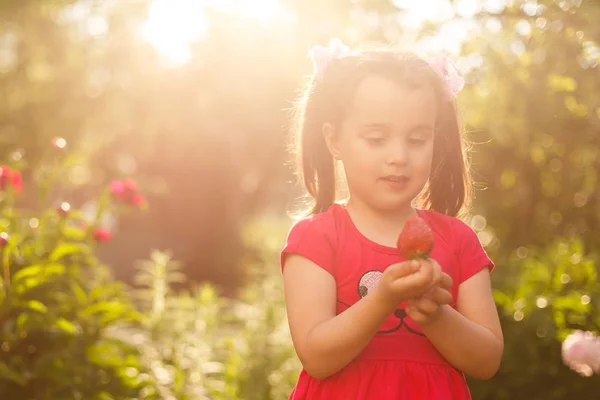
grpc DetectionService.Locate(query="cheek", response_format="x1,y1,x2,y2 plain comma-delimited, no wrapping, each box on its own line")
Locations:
415,144,434,173
342,141,379,169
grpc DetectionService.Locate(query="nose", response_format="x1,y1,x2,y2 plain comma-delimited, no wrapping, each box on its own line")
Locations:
386,141,409,165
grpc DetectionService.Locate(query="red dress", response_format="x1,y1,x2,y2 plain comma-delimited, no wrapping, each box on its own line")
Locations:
280,204,494,400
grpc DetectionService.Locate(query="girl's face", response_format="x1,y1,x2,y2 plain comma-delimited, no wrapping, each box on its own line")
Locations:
324,74,437,214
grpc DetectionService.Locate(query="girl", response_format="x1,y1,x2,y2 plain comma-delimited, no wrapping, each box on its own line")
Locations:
280,38,504,399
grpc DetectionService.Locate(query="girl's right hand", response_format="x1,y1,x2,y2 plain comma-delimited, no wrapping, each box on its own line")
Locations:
375,259,445,309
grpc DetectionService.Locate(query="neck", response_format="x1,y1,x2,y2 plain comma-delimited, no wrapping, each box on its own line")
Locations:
344,197,418,246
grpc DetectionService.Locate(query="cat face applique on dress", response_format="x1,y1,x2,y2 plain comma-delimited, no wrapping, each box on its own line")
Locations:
337,270,424,336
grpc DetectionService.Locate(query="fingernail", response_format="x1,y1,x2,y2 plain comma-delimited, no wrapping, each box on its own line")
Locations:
411,260,419,269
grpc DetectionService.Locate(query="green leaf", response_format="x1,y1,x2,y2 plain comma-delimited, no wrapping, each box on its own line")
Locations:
96,392,115,400
49,243,90,262
552,294,589,312
14,276,46,295
23,300,48,313
16,313,29,331
12,263,65,283
54,318,78,334
61,225,87,240
0,361,26,385
493,290,513,310
86,342,128,368
82,301,125,317
70,281,88,305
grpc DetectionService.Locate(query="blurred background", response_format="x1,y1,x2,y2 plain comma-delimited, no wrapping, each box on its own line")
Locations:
1,0,600,399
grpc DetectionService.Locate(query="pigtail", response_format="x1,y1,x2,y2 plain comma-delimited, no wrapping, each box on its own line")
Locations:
291,80,337,216
422,100,472,218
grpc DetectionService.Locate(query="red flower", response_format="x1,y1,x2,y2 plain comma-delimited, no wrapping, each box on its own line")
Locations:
131,193,145,206
93,228,111,242
10,171,22,193
110,179,145,207
0,232,9,248
0,167,23,194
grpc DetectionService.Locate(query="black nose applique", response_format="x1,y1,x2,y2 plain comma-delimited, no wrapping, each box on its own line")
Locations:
394,309,407,318
358,285,368,298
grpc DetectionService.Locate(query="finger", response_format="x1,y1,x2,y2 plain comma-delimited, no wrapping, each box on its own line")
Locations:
390,266,432,295
391,261,440,297
430,261,443,287
413,298,438,315
425,259,442,284
406,306,427,324
413,259,433,284
428,287,453,306
439,272,453,290
388,260,420,279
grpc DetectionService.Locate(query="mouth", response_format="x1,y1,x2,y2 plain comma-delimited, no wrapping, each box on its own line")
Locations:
380,175,409,183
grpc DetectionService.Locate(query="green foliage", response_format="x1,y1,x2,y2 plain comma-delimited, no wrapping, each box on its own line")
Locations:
126,218,300,400
0,146,149,399
469,237,600,399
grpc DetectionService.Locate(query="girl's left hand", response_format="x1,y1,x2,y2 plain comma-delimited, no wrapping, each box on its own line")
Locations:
406,259,453,326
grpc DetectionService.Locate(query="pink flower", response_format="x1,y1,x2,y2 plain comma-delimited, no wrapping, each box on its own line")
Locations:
93,228,112,242
0,167,23,194
110,179,145,207
562,330,600,377
428,54,465,100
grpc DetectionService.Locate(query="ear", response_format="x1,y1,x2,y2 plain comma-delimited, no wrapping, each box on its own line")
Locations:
322,122,341,160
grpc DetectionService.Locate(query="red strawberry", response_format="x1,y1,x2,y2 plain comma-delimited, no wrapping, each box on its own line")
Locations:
397,216,434,259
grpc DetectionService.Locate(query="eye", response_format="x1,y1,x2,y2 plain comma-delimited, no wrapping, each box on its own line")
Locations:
407,132,431,146
365,136,386,146
407,136,426,145
361,126,390,146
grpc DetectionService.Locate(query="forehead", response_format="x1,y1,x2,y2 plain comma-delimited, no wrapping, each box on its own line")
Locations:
346,74,438,127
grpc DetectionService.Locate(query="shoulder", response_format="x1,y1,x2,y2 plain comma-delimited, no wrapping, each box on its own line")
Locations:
281,203,343,274
419,209,494,281
286,203,342,241
417,208,466,244
417,208,488,257
418,208,478,238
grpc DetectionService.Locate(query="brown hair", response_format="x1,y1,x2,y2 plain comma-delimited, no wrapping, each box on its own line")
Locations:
289,48,472,218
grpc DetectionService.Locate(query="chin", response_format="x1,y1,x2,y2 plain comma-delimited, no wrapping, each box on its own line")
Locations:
371,198,414,213
379,192,423,210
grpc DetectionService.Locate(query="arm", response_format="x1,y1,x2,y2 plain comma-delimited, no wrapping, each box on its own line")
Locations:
283,254,436,380
283,254,394,379
418,268,504,380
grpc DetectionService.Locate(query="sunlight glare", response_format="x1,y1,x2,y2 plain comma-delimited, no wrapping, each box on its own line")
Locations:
215,0,285,22
140,0,209,65
455,0,481,18
140,0,289,65
394,0,454,29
